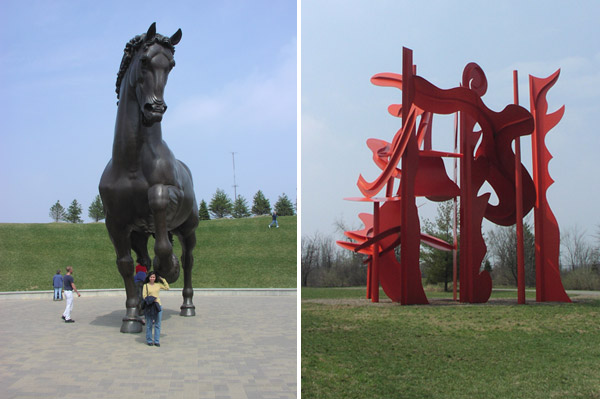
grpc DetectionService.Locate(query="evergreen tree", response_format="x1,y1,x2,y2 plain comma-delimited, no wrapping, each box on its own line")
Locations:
49,200,66,222
252,190,271,216
65,199,83,223
209,188,233,219
198,199,210,220
274,193,295,216
232,195,251,218
420,200,457,291
88,194,105,222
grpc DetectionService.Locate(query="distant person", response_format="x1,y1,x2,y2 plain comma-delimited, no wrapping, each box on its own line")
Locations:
142,271,169,347
52,269,63,301
61,266,81,323
268,211,279,228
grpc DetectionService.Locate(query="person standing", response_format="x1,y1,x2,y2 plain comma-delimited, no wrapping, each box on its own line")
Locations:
268,211,279,228
52,270,63,301
142,271,169,346
62,266,81,323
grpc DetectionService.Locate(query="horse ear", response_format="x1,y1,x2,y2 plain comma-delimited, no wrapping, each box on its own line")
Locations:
146,22,156,40
170,29,182,45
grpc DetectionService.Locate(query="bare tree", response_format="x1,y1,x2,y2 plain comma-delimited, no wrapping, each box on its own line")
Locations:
301,233,321,287
301,229,368,287
486,220,535,286
561,226,599,271
300,232,336,286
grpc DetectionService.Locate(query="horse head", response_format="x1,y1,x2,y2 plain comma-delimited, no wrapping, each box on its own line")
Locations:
116,22,182,126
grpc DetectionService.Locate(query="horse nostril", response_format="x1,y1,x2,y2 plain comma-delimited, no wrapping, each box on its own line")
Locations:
144,103,166,113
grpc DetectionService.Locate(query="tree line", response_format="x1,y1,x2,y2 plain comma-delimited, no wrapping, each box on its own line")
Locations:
302,200,600,290
200,189,295,220
49,197,103,223
49,189,295,223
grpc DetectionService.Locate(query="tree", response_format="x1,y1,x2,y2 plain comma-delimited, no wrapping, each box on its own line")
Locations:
252,190,271,215
487,220,535,286
301,233,322,286
198,199,210,221
420,200,456,291
65,199,83,223
232,195,251,218
274,193,295,216
209,188,233,218
49,200,66,222
301,230,367,287
88,194,105,222
561,226,599,271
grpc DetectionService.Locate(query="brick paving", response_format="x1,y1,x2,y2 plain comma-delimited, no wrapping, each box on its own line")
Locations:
0,291,297,399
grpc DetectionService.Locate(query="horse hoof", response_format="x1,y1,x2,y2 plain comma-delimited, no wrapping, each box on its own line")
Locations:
120,317,143,333
180,305,195,317
153,254,180,283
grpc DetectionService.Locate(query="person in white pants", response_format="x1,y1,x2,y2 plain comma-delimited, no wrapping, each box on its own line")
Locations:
61,266,81,322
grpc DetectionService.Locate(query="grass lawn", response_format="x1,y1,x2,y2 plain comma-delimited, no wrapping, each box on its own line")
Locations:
0,216,296,291
301,287,540,301
302,287,600,399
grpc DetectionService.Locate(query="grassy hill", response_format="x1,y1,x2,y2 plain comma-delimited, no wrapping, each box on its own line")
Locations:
0,216,296,291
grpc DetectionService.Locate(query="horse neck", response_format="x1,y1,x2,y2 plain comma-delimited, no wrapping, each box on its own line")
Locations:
112,84,163,170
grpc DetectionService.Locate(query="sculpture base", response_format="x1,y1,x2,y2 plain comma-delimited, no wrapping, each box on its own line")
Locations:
180,305,195,317
120,317,143,333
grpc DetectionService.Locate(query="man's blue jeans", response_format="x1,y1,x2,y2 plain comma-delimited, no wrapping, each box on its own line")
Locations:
54,287,62,300
146,309,162,344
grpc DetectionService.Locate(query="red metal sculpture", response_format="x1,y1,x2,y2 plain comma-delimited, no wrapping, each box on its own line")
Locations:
338,47,570,304
530,71,571,303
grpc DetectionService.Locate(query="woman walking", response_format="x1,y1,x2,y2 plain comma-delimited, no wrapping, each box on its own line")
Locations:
142,271,169,346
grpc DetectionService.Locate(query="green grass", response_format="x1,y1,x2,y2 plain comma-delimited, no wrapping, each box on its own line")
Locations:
302,288,600,399
0,216,296,291
301,287,539,300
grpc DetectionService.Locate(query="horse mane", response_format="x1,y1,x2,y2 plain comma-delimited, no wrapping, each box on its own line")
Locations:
115,33,176,100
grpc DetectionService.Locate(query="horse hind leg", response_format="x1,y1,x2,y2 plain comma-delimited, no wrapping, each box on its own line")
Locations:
175,214,199,317
131,230,151,318
131,230,152,269
106,220,142,333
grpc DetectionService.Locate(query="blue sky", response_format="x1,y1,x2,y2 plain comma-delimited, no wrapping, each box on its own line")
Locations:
0,0,297,223
301,1,600,242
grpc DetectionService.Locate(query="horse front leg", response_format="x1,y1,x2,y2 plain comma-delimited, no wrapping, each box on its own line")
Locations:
106,219,142,333
148,184,180,283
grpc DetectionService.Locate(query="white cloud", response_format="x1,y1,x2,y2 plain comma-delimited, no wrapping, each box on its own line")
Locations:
169,37,296,137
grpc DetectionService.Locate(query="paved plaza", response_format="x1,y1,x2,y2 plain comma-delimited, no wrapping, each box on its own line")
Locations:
0,290,297,399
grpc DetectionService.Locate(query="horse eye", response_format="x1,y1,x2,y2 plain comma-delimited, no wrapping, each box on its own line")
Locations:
140,57,149,68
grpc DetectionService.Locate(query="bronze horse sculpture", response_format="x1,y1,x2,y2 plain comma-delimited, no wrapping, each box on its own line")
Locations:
99,23,199,333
